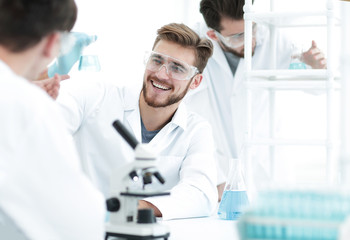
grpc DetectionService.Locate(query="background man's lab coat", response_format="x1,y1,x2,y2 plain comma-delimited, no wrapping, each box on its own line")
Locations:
185,22,293,185
0,61,105,240
57,80,218,220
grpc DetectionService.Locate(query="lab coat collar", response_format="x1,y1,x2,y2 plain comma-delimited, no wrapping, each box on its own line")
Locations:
145,101,188,150
200,22,265,71
0,59,32,89
123,85,142,142
198,23,234,79
0,59,16,81
168,101,188,131
190,22,233,95
207,23,266,96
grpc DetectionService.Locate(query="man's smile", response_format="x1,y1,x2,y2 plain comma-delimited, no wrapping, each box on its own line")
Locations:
151,80,171,91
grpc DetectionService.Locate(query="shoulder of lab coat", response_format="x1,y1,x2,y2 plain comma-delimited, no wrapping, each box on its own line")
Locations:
57,78,143,196
144,102,218,220
0,60,105,240
57,78,140,135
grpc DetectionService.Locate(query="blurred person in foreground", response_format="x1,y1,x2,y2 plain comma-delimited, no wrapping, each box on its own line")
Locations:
0,0,105,239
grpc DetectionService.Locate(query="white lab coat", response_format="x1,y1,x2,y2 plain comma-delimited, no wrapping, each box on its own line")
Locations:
185,22,293,183
0,61,105,239
57,80,218,220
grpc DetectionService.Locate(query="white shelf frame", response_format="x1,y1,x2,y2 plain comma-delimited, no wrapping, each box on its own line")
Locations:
244,10,340,28
340,0,350,185
243,0,338,189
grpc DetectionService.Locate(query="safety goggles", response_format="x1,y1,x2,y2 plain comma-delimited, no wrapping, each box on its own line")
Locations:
144,51,199,81
214,22,257,49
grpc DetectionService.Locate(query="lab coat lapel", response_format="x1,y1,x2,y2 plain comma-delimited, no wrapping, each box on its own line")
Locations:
211,40,234,79
196,22,235,95
231,23,267,95
208,39,243,97
232,59,245,95
124,92,142,143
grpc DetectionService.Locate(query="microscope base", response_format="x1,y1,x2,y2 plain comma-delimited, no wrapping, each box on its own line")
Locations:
105,222,170,240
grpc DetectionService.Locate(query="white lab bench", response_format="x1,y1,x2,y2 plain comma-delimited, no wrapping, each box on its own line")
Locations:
107,214,240,240
160,215,239,240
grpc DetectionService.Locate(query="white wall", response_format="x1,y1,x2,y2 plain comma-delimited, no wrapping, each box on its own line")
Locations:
70,0,202,86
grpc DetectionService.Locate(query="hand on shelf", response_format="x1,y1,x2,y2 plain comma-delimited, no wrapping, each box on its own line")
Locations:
301,40,327,69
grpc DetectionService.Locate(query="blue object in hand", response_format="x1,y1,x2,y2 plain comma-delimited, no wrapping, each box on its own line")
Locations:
48,32,97,77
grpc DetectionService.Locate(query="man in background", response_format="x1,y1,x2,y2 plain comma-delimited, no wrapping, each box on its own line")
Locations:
186,0,327,198
0,0,105,239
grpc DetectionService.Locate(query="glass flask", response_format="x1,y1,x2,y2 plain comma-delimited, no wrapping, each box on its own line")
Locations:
78,35,101,72
218,158,249,220
78,55,101,72
288,44,307,69
48,32,99,77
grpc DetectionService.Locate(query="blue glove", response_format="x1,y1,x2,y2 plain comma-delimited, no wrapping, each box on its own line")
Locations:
48,32,97,77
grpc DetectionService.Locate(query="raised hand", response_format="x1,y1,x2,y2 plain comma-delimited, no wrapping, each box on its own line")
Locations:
33,74,69,100
301,40,327,69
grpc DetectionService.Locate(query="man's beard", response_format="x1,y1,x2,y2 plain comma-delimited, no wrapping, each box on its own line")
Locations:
220,41,255,58
142,76,192,108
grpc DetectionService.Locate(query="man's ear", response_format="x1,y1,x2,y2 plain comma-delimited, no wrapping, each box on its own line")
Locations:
190,74,203,90
207,30,219,42
43,32,61,59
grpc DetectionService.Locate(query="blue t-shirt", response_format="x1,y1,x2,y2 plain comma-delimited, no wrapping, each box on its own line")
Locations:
141,118,160,143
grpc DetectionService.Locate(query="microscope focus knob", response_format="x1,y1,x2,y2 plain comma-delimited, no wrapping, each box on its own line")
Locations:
137,209,156,224
106,197,120,212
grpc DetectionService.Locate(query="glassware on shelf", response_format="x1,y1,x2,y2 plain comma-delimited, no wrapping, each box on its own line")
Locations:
289,44,307,70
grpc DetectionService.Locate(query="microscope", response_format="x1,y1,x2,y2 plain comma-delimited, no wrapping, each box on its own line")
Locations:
105,120,170,240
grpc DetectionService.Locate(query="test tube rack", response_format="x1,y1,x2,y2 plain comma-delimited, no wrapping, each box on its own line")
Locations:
238,189,350,240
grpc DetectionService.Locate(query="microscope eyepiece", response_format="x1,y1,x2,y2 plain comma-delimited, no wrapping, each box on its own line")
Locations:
112,120,138,149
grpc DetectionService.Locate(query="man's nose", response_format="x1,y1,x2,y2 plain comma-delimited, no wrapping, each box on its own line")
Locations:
156,64,170,79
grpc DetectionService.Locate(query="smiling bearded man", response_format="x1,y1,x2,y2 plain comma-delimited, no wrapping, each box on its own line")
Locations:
56,23,219,220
